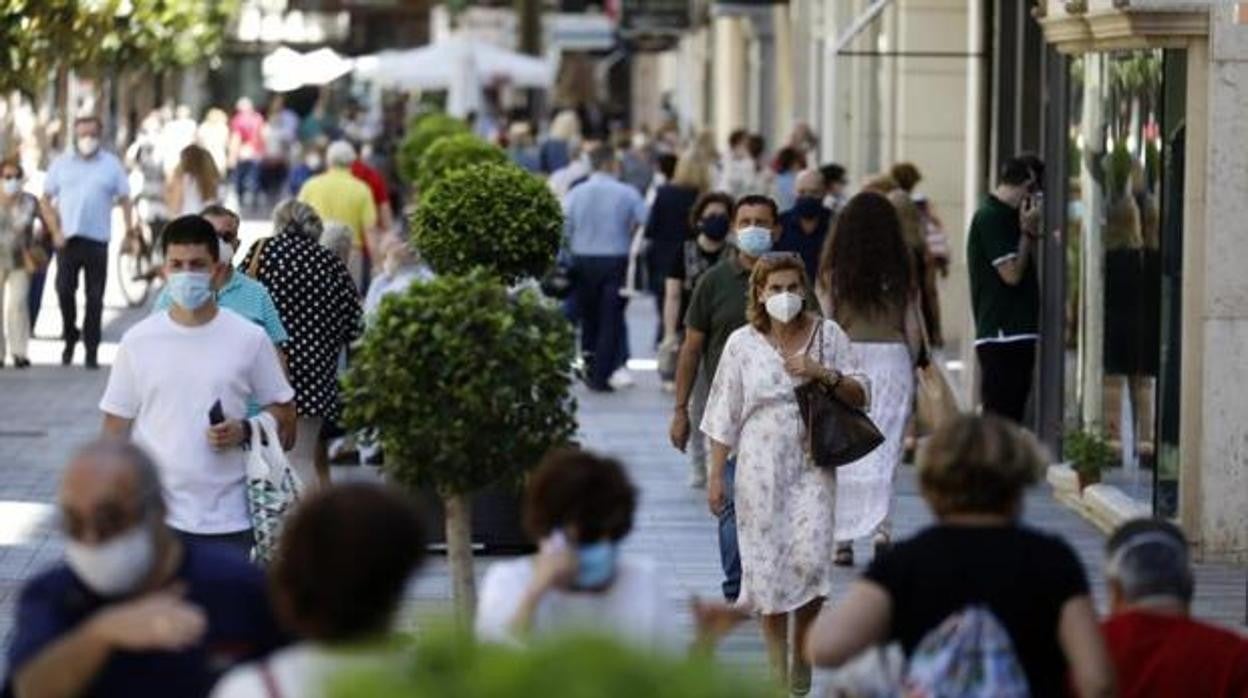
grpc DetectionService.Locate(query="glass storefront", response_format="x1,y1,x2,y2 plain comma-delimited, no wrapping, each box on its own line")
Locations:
1063,49,1186,516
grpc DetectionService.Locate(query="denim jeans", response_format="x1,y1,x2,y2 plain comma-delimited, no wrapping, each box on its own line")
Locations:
718,455,741,602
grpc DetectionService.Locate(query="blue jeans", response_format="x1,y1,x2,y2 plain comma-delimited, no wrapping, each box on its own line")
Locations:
718,456,741,602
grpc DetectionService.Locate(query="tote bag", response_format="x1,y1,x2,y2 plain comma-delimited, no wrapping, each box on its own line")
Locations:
246,412,304,564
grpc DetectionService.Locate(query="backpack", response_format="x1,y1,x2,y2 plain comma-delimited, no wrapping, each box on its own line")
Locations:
904,606,1030,698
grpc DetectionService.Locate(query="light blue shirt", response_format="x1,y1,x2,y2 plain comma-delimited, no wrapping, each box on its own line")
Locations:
154,271,289,346
563,172,648,257
43,150,130,243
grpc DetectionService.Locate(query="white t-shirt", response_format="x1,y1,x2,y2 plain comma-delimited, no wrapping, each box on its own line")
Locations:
100,309,294,534
475,555,678,652
211,643,400,698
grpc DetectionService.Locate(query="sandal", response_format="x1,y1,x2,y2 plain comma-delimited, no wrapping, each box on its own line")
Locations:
833,544,854,567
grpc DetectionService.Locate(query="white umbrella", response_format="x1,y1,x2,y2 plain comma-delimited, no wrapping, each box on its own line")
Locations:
262,46,354,92
353,36,556,116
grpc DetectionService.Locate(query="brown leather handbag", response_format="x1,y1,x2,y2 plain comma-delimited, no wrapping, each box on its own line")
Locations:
793,322,884,468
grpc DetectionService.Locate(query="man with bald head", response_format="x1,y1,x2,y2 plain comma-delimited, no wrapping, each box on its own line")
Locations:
6,440,284,698
775,168,832,281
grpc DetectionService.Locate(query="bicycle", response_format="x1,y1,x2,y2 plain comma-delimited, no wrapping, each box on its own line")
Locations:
115,217,164,308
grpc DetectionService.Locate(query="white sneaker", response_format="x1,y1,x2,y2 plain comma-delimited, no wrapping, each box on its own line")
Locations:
608,368,636,390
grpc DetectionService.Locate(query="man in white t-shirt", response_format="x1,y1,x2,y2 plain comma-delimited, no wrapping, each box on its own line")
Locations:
100,215,295,555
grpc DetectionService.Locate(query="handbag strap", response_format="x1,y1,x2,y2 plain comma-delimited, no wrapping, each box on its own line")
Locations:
247,238,271,279
909,300,932,369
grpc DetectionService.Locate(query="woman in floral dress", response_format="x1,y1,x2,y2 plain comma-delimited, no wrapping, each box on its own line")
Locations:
701,252,869,694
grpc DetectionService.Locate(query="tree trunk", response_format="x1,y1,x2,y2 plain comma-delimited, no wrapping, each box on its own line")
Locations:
443,492,477,625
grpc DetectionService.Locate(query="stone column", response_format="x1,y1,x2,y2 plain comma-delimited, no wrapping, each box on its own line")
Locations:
712,15,748,151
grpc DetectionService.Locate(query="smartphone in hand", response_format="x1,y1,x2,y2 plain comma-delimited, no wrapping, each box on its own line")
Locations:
208,399,225,426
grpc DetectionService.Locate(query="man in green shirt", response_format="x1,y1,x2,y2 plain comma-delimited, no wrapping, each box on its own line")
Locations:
967,155,1044,423
667,194,780,603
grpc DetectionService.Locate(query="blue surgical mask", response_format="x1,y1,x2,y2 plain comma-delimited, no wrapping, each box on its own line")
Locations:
575,540,618,589
736,225,773,257
167,271,214,310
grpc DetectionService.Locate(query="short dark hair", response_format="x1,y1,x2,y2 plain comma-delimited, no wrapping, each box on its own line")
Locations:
1000,154,1043,187
819,163,846,186
73,115,102,131
728,128,749,149
1106,519,1194,603
688,191,736,230
656,153,678,181
746,134,766,159
733,194,779,225
161,215,221,261
890,162,922,192
199,204,240,226
588,144,616,171
272,483,425,642
523,449,637,544
776,147,803,172
0,156,22,179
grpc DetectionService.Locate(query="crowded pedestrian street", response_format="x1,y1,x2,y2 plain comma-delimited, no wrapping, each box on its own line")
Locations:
4,1,1248,696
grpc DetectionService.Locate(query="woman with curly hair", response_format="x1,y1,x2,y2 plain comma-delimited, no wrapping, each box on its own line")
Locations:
816,191,922,567
166,144,223,217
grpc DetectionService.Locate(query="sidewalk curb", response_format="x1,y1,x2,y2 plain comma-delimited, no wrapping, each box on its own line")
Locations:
1046,464,1151,533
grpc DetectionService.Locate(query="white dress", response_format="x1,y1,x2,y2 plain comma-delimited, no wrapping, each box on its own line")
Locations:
701,318,869,615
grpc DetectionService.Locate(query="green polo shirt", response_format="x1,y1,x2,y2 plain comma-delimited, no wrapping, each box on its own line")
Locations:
967,195,1039,342
685,254,751,380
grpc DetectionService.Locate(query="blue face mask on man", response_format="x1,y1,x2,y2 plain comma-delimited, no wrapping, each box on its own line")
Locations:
166,271,214,311
736,225,774,257
575,539,618,589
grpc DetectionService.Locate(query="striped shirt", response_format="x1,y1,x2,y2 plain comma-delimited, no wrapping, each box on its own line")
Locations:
154,271,288,346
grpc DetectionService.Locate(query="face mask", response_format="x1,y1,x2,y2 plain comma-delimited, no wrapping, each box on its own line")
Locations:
698,214,730,242
575,539,618,589
765,291,804,324
218,238,235,264
1,178,19,196
167,271,214,310
736,225,773,257
65,524,156,597
76,137,100,157
793,196,825,219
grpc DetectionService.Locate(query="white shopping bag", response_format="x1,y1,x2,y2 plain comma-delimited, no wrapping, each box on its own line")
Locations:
245,413,303,564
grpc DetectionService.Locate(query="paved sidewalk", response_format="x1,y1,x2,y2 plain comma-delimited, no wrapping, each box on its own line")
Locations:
1,270,1243,676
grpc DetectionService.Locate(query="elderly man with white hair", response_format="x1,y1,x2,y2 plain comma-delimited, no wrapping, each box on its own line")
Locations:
1100,519,1248,697
297,139,379,290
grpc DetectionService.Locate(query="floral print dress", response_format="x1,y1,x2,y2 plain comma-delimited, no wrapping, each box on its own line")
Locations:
701,318,868,614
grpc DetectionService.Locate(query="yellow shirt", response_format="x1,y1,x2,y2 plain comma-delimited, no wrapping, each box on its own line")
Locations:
297,168,378,247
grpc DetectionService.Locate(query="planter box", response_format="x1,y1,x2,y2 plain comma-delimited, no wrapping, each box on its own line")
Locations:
415,481,535,555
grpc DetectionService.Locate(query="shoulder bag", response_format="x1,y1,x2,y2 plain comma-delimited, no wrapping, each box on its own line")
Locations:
794,321,885,468
245,412,303,565
246,237,271,279
911,303,960,436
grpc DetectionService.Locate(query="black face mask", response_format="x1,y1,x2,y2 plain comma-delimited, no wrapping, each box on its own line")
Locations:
698,213,731,242
793,196,825,219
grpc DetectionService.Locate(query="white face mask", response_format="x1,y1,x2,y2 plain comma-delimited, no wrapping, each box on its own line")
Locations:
65,524,156,597
76,136,100,157
765,291,804,324
1,178,19,196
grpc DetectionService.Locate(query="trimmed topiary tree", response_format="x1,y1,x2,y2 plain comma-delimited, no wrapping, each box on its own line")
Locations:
412,163,563,285
415,134,509,194
397,112,471,184
332,632,769,698
341,270,577,619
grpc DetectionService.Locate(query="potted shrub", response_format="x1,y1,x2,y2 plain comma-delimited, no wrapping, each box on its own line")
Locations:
412,163,563,285
415,134,508,194
341,270,577,618
1065,428,1116,490
332,631,768,698
397,112,471,185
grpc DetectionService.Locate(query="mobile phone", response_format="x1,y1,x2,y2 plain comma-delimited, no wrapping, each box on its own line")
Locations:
208,399,225,426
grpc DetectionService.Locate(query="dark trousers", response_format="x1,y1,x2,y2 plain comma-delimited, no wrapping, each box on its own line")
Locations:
27,267,47,332
572,255,629,389
173,528,255,560
234,159,261,201
56,238,108,355
977,340,1037,424
718,456,741,602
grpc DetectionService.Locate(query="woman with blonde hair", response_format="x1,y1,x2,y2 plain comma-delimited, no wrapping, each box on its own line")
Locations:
540,109,582,174
166,144,222,216
643,151,711,346
701,252,868,694
806,413,1113,698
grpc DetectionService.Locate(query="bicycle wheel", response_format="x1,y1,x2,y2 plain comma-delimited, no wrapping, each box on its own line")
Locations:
115,235,151,308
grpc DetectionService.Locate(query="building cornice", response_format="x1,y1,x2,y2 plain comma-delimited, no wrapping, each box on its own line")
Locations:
1037,7,1208,53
